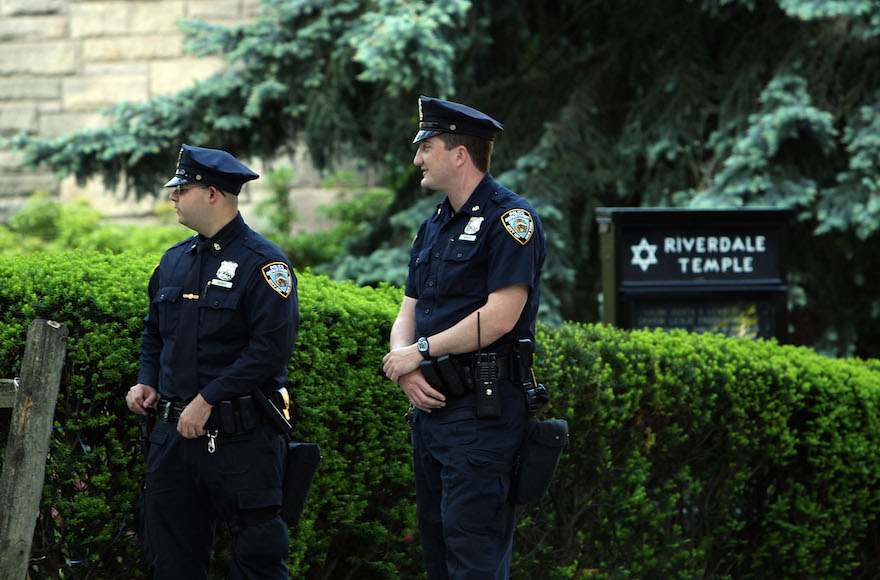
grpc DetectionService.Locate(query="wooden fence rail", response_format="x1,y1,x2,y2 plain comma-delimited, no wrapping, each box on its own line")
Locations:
0,320,69,580
0,377,16,409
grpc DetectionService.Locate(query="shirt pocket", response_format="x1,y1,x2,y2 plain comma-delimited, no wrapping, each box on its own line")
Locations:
410,247,433,294
440,242,485,297
199,285,245,337
152,286,182,335
445,242,480,262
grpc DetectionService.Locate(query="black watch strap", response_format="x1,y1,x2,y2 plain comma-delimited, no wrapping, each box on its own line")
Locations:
417,336,430,360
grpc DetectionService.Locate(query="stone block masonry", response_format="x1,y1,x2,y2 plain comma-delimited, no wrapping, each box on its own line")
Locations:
0,0,374,234
0,0,287,226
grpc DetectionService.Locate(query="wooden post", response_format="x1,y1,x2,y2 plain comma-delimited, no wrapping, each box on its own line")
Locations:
0,320,69,580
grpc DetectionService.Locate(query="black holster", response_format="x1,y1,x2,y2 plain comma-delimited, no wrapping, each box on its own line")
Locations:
282,442,322,525
511,416,569,504
137,408,155,456
252,388,323,526
510,339,569,504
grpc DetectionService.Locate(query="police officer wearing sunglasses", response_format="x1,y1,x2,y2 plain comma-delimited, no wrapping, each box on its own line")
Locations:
126,144,298,579
383,97,546,579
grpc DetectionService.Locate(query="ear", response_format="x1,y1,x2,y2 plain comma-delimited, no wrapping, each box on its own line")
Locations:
206,186,221,204
454,145,469,168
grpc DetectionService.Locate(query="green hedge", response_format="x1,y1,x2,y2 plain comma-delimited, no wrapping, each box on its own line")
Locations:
525,324,880,579
1,250,879,578
0,250,417,579
0,194,191,258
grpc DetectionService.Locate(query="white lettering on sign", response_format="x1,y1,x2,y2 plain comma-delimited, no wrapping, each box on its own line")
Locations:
677,256,754,274
664,235,766,254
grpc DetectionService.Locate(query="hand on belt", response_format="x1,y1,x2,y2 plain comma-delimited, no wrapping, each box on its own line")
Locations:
154,393,276,436
155,398,189,422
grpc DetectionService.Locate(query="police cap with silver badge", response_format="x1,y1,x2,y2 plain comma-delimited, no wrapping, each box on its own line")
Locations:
164,144,259,195
413,96,504,144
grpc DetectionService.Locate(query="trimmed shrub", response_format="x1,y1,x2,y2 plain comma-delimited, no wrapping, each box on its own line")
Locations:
0,250,418,579
516,324,880,579
0,193,190,258
1,250,879,578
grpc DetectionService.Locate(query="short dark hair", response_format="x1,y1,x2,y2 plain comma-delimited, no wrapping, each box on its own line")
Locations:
439,133,494,173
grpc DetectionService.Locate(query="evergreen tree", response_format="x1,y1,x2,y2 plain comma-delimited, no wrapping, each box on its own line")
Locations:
11,0,880,357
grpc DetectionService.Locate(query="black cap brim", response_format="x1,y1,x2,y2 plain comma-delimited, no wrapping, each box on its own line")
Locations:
163,175,190,188
413,129,443,144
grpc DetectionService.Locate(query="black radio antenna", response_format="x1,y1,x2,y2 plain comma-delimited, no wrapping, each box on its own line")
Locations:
477,312,482,358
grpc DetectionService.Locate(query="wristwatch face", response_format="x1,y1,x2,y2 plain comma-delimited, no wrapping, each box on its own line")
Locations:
417,337,429,353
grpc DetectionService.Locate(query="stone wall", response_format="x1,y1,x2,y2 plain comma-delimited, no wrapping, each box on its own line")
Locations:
0,0,356,233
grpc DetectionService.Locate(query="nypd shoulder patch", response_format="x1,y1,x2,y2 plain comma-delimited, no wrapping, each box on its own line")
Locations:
262,262,293,298
501,209,534,245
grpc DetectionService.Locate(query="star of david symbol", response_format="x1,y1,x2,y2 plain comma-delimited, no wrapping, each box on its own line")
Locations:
630,237,659,272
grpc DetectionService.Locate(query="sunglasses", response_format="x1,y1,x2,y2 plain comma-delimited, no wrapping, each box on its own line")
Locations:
172,184,207,195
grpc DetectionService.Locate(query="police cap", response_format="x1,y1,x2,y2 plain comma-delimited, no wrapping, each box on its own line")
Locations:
413,96,504,144
164,144,259,195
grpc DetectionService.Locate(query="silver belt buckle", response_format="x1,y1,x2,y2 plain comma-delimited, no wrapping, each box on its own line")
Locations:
158,400,172,421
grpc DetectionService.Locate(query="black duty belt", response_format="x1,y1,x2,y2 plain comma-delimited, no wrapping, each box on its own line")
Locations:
155,394,266,436
420,351,527,399
155,398,188,422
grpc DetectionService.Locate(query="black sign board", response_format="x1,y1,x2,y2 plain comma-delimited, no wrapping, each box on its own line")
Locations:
597,208,790,340
630,295,779,339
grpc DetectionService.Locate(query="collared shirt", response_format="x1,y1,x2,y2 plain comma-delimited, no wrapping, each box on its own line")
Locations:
405,173,546,349
137,212,299,404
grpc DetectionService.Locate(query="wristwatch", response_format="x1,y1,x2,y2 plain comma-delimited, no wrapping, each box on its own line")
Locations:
417,336,430,360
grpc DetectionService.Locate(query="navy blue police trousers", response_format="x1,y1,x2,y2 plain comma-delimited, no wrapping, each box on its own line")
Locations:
141,420,289,579
411,378,528,580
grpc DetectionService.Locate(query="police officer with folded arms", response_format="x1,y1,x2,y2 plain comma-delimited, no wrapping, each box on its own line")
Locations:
383,97,546,579
126,144,298,579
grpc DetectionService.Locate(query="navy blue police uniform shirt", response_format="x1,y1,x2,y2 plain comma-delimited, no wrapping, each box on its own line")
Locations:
405,173,546,349
137,212,299,404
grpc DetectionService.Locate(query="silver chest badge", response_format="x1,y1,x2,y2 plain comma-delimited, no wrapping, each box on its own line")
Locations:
460,216,484,241
210,260,239,289
464,216,484,234
216,261,239,281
